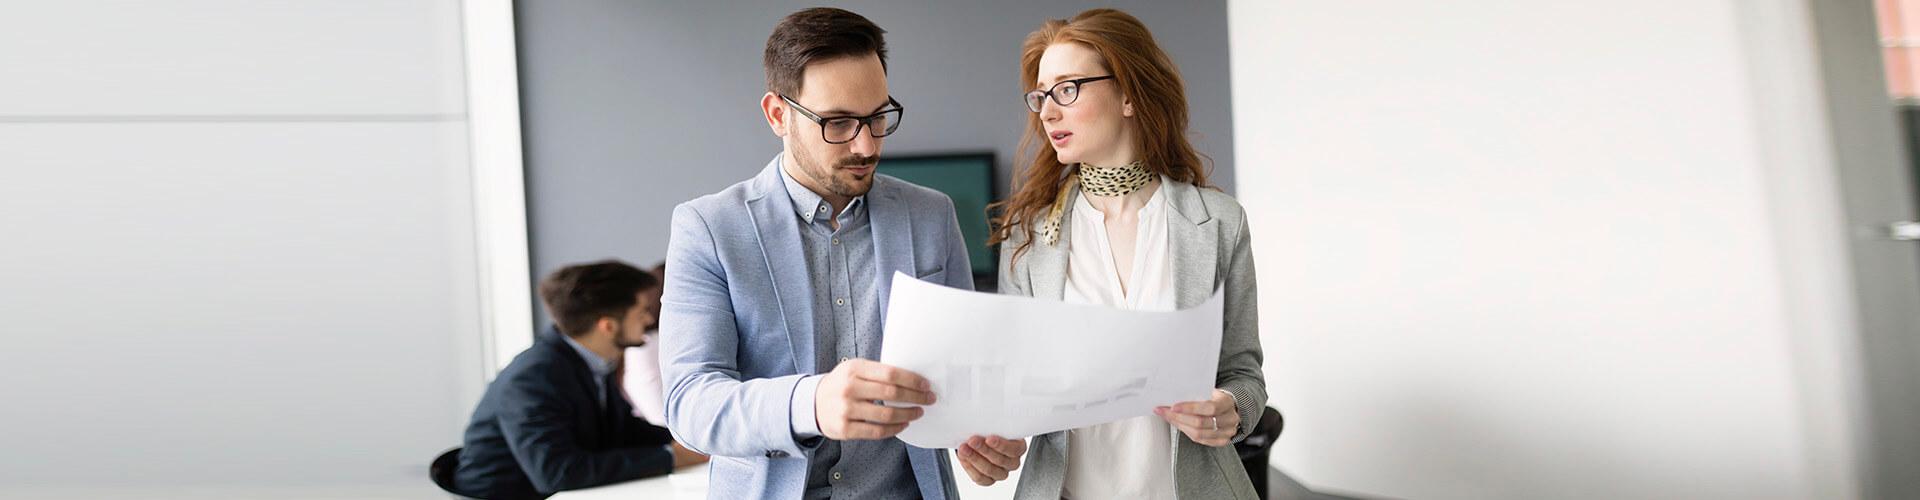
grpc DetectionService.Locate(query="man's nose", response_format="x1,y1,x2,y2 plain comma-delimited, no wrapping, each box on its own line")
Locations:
848,129,880,156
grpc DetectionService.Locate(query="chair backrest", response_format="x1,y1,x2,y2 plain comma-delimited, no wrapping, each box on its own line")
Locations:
1234,407,1284,499
429,447,463,493
1239,406,1284,454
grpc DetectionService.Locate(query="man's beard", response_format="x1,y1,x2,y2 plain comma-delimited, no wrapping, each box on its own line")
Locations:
795,143,879,198
614,325,647,349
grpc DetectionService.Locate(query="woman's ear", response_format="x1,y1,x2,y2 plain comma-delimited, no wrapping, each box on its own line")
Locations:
1123,98,1135,117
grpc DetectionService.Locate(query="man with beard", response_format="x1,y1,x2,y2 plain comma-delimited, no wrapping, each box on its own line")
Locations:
657,8,982,500
448,260,703,500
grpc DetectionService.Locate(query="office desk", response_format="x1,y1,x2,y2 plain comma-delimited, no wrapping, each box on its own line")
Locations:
549,466,706,499
549,457,1020,499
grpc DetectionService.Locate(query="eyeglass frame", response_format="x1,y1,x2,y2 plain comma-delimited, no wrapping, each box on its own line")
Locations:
778,94,905,145
1024,75,1117,113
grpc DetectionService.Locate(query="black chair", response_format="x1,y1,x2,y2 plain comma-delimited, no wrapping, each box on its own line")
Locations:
430,447,481,499
1233,407,1285,499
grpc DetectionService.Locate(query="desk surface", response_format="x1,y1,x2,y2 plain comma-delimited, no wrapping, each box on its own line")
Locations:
549,457,1021,499
549,466,706,499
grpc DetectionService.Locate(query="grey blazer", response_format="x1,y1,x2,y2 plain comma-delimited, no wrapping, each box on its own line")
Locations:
1000,180,1266,500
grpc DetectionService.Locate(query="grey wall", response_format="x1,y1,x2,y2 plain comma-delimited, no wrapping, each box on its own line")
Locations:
517,1,1233,328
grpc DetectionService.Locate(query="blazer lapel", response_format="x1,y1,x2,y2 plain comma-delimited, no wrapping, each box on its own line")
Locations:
745,159,817,374
1027,189,1076,301
1165,182,1218,309
869,177,917,324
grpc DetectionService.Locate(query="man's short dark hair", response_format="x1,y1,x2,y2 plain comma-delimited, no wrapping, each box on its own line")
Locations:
539,260,658,337
763,7,888,98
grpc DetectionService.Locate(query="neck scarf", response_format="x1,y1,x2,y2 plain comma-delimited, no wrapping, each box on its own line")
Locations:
1037,161,1152,246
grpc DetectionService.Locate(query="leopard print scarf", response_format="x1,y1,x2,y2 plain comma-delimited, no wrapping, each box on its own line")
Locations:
1037,161,1152,246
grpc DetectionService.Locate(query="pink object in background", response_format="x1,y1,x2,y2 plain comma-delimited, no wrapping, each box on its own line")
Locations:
1876,0,1920,98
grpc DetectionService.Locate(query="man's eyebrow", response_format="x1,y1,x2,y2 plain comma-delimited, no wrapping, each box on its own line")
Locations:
817,99,894,117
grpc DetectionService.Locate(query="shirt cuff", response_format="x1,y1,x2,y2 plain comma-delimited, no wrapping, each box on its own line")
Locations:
790,374,823,439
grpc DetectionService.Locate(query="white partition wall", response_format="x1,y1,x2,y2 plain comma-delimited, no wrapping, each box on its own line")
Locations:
1229,1,1870,499
0,2,500,498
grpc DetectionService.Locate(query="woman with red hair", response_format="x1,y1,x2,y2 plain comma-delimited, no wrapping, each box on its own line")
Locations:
956,8,1267,499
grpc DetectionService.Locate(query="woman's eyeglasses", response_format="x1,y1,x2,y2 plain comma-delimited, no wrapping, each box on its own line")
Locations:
1025,75,1116,113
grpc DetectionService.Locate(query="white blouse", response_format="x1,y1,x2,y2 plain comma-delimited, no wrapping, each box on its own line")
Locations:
1060,178,1178,499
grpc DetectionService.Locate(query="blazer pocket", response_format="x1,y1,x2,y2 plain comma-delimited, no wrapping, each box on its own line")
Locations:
913,265,945,280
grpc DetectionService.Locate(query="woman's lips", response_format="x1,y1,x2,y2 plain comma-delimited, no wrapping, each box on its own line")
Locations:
1050,130,1073,146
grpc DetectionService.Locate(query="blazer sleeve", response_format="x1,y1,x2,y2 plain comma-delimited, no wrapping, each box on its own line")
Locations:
496,373,673,493
659,203,821,458
614,414,675,448
1215,206,1268,443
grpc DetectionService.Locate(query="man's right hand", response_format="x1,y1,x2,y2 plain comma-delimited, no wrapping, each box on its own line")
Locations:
813,358,935,440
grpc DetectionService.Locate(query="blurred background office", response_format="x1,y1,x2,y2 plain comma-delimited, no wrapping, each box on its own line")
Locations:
2,1,1917,499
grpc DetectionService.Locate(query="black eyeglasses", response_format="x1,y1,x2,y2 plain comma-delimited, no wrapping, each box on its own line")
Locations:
780,95,905,144
1025,75,1115,112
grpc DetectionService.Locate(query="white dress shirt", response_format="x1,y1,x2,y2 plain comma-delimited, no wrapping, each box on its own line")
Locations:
1060,178,1178,499
622,332,668,426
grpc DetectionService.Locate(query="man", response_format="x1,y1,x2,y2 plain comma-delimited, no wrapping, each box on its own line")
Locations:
659,8,1016,499
451,260,701,500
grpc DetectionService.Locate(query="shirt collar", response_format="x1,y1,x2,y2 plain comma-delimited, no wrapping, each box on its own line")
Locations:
559,333,616,379
778,156,864,225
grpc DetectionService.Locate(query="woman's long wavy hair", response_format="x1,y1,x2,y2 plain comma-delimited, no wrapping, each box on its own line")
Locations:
988,8,1211,265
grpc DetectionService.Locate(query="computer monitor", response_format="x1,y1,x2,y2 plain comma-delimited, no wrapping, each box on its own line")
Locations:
878,152,998,279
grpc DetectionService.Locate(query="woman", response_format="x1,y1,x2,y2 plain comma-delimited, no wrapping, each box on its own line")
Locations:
954,8,1266,499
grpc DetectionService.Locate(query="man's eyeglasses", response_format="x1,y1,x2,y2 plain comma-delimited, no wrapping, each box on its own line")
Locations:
1024,75,1116,113
780,95,905,144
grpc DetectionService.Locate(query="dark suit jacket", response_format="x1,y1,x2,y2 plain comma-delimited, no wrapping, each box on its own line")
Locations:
452,327,675,500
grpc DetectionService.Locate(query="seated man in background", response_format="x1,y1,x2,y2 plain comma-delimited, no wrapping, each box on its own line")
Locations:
451,260,702,500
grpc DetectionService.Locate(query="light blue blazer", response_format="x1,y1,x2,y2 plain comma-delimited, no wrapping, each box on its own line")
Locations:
658,156,974,499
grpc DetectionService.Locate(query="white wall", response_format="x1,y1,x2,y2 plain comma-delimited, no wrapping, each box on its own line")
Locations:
0,1,488,498
1230,1,1864,499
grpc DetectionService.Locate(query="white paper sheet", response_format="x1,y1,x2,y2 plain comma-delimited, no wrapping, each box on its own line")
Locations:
879,271,1223,449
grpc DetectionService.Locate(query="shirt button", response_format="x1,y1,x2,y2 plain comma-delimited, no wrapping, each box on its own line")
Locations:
832,238,840,245
840,356,851,363
835,298,846,306
831,471,842,481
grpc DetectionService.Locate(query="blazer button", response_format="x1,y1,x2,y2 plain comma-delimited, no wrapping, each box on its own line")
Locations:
766,450,788,458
